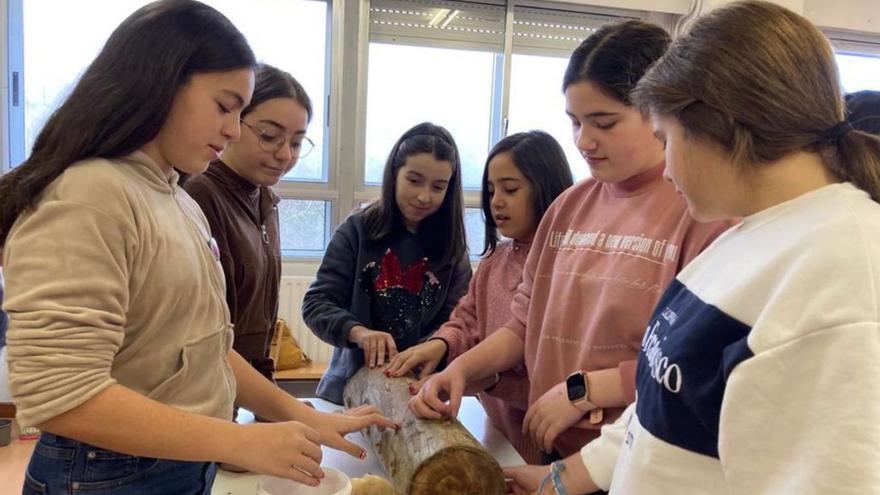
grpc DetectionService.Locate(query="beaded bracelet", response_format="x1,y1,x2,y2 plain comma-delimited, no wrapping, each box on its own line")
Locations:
536,461,569,495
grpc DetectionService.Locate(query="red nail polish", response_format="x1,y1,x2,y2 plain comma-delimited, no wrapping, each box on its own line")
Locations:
359,450,367,460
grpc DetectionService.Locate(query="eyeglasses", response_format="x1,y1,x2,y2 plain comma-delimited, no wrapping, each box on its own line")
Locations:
240,120,315,158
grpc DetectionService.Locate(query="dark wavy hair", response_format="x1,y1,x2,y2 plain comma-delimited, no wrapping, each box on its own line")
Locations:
481,131,573,256
562,20,671,104
243,64,312,122
847,91,880,136
362,122,466,267
0,0,256,246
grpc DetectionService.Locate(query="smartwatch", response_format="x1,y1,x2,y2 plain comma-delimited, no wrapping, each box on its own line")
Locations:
566,371,589,406
566,371,602,423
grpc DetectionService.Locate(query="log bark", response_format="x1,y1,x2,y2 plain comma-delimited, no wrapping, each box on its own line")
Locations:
343,367,506,495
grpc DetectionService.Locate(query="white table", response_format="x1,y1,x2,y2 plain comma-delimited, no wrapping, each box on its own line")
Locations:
212,397,524,495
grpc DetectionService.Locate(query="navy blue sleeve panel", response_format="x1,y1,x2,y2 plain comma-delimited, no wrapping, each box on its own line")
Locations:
636,279,753,458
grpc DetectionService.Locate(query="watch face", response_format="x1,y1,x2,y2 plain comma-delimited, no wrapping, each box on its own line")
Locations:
566,373,586,401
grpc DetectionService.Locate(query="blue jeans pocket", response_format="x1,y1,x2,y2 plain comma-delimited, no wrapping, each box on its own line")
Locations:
28,434,210,494
74,452,160,491
22,472,47,495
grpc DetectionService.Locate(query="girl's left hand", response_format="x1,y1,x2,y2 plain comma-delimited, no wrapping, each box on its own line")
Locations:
385,339,447,378
503,464,552,495
303,405,399,458
523,381,585,453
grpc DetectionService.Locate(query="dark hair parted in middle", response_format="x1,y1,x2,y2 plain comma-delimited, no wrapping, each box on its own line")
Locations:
562,20,671,103
243,64,313,122
481,131,574,256
363,122,467,267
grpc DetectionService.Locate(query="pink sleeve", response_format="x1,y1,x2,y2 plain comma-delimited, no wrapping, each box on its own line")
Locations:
431,269,481,361
617,360,638,405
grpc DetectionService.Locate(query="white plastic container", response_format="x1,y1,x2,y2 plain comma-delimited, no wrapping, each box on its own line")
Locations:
258,467,352,495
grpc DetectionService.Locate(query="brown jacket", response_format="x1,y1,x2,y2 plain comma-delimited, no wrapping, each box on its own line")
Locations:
184,161,281,373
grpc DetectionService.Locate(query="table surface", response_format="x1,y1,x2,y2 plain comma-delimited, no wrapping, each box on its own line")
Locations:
0,397,523,495
212,397,524,495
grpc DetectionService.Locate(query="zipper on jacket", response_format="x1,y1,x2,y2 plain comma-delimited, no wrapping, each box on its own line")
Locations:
261,224,270,244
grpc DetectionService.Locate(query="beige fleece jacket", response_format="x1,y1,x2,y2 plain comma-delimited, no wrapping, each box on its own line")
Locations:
3,152,236,427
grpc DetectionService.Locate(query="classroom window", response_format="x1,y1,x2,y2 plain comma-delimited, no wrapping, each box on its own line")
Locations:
506,7,631,182
507,54,588,181
365,0,506,189
465,207,486,257
7,0,648,260
365,43,496,188
836,53,880,92
9,0,332,257
278,200,332,257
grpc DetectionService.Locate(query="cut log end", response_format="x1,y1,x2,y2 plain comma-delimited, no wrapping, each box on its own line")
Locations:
410,446,506,495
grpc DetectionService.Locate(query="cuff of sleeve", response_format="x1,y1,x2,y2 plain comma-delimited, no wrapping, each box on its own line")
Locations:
580,433,617,491
617,360,638,405
14,377,117,429
340,320,363,348
431,326,465,361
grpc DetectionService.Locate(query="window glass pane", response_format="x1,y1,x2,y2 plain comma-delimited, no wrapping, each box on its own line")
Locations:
216,0,329,182
836,53,880,92
365,43,496,189
507,54,590,182
22,0,150,156
278,199,330,256
465,207,486,258
20,0,329,183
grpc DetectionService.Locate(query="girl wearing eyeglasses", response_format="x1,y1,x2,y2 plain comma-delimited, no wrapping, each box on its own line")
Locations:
184,64,314,389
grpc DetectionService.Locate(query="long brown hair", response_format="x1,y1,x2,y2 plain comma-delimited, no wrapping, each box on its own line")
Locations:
0,0,255,246
633,0,880,201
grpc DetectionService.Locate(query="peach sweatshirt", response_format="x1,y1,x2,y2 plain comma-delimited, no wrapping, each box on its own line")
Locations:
504,164,733,457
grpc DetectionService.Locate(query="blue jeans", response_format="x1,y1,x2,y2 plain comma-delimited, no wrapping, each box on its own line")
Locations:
23,433,216,494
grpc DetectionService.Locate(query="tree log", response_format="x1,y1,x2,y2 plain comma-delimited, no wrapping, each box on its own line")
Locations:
343,367,506,495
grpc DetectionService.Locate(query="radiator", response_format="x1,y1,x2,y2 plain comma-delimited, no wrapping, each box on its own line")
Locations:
278,276,334,363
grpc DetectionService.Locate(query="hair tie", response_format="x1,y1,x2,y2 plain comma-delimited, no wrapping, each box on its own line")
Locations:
818,120,854,144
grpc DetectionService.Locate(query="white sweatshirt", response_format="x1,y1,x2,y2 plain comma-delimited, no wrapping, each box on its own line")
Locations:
582,183,880,495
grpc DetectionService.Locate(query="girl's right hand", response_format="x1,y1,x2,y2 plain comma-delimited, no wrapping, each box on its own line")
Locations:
386,339,447,378
348,325,398,368
407,367,466,419
229,421,324,486
503,465,552,495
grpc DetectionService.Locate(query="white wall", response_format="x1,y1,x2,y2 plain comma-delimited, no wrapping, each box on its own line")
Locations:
806,0,880,35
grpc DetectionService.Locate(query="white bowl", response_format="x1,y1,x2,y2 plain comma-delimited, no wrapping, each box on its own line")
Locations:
258,467,352,495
